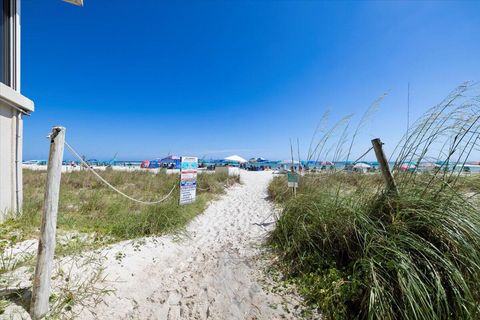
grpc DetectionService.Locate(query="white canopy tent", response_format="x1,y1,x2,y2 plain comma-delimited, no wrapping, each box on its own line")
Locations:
224,155,248,163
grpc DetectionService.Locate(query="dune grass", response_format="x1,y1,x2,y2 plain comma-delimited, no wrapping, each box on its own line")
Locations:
268,84,480,320
0,169,239,245
269,173,480,319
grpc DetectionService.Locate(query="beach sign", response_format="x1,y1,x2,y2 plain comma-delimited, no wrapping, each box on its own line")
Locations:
180,156,198,205
287,172,299,188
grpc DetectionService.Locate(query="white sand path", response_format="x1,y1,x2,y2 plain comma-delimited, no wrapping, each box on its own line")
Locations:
79,170,306,320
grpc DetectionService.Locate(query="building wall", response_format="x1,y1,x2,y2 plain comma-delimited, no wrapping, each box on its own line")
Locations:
0,102,22,220
0,0,30,222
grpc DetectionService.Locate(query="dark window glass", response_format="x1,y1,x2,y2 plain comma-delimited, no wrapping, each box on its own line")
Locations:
0,0,3,84
0,0,10,86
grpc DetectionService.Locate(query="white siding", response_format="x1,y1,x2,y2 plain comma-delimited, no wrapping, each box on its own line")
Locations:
0,103,18,219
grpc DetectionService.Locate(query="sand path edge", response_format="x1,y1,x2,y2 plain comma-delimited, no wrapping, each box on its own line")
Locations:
76,170,309,320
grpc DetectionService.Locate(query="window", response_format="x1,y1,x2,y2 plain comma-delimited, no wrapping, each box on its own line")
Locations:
0,0,11,87
0,0,10,87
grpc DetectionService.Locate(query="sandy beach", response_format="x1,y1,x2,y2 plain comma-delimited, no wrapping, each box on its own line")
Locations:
64,170,305,319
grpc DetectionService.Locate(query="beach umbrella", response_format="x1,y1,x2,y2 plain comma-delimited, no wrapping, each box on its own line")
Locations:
353,162,371,173
320,161,334,166
353,162,371,169
400,163,416,171
224,155,248,163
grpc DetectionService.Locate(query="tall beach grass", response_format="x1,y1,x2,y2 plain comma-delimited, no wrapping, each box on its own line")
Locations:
269,84,480,320
1,169,239,244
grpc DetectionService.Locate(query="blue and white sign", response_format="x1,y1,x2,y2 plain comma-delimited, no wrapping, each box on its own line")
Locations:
180,156,198,205
181,159,198,170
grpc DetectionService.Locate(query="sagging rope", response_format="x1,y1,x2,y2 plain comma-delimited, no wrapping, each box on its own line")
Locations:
352,146,374,164
64,141,177,205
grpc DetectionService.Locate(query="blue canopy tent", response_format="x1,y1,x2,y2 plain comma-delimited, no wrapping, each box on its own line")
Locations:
248,158,280,170
160,155,181,169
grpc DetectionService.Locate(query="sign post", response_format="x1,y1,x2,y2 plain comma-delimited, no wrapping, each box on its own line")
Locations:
180,156,198,205
287,170,299,197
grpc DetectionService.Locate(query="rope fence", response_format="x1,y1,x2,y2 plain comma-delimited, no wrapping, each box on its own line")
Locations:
65,141,177,205
63,140,374,205
352,146,374,164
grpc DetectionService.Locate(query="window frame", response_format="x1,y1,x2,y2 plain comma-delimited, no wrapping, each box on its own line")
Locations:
1,0,19,90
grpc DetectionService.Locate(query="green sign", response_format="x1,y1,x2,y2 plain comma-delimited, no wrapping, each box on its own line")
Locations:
287,172,299,188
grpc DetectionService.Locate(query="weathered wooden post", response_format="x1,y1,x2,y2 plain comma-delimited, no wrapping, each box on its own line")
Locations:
30,127,66,319
371,138,398,195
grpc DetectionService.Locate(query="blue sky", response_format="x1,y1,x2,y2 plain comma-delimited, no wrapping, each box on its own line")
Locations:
21,0,480,161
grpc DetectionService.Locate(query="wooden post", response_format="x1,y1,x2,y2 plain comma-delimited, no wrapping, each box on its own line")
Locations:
30,127,66,319
371,138,398,195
